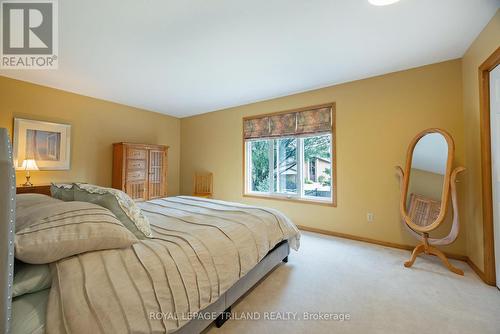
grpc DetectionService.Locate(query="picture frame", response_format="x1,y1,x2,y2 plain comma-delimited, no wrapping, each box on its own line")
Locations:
13,118,71,170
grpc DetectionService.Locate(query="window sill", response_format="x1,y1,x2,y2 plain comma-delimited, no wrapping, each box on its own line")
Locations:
243,192,336,207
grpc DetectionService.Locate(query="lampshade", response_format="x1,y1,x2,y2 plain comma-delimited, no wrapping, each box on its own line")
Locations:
21,159,39,171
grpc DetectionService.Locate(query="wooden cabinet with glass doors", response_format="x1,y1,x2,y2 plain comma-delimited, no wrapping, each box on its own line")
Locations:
112,142,168,201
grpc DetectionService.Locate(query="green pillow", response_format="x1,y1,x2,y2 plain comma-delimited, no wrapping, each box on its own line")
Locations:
50,183,75,201
73,183,152,239
12,288,49,334
13,261,51,298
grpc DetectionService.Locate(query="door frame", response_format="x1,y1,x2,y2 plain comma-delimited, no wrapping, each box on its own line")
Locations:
479,46,500,286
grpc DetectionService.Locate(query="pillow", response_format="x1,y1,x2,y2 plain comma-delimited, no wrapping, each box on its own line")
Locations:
15,196,138,264
50,183,75,201
73,183,152,239
13,261,51,298
15,194,58,211
11,288,49,334
10,289,50,334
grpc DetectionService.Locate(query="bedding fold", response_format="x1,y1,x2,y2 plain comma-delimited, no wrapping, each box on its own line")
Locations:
46,196,300,333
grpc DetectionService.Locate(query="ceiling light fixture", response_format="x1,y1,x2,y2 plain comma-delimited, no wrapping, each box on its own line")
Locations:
368,0,401,6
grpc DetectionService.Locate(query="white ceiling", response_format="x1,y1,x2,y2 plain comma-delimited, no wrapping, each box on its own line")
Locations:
1,0,498,118
411,133,448,175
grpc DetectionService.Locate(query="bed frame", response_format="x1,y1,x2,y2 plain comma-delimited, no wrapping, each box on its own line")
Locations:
0,127,290,333
176,240,289,333
1,128,16,333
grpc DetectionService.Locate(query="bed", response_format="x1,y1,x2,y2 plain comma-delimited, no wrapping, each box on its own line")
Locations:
0,127,300,334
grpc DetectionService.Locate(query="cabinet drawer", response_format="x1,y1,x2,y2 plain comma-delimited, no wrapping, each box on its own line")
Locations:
127,148,147,160
127,159,146,170
127,170,146,181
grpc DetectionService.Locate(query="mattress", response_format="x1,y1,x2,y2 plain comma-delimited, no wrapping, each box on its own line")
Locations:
46,196,300,333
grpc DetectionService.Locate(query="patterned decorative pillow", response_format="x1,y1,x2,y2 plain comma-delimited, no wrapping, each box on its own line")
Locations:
73,183,152,239
15,196,138,264
50,183,75,201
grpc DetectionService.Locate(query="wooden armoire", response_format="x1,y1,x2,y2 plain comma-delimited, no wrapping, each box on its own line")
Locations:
112,143,168,201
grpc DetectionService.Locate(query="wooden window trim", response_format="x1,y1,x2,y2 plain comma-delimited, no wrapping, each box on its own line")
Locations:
479,46,500,286
242,102,337,207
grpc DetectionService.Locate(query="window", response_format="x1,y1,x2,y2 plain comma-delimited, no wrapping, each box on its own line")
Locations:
244,104,335,205
250,140,270,192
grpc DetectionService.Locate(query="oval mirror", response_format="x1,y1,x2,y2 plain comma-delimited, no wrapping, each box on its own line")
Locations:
401,129,454,233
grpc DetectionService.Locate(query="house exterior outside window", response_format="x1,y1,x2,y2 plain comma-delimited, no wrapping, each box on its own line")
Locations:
243,103,336,206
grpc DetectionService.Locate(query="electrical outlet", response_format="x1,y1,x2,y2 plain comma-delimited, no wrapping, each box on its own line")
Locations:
367,213,374,223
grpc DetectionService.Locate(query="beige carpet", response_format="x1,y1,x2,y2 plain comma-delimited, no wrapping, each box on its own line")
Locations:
205,231,500,334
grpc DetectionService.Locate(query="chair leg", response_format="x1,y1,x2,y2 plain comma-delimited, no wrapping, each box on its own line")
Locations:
428,246,464,276
404,243,425,268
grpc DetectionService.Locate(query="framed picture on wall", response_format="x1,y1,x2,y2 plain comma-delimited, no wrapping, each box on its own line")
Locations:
13,118,71,170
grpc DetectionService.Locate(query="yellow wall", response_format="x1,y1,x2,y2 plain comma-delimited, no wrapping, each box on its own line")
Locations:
0,76,181,195
462,10,500,271
408,169,444,203
180,59,466,255
407,169,454,239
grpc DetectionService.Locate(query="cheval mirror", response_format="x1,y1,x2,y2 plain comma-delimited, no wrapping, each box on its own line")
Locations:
396,128,465,275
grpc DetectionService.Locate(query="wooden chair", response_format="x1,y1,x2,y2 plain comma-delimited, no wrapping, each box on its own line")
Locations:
193,172,213,198
408,193,441,227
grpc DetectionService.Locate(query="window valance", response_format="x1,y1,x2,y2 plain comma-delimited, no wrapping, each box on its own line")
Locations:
243,106,332,140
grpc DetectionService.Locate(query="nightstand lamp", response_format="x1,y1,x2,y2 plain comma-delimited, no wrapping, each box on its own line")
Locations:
21,159,39,187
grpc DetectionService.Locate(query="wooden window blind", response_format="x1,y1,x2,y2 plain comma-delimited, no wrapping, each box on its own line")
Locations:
243,106,332,140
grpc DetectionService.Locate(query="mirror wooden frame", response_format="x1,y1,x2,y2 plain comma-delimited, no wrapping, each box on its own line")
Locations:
400,128,454,232
397,128,466,276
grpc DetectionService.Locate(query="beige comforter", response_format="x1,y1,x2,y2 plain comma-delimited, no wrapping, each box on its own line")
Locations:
46,196,300,333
